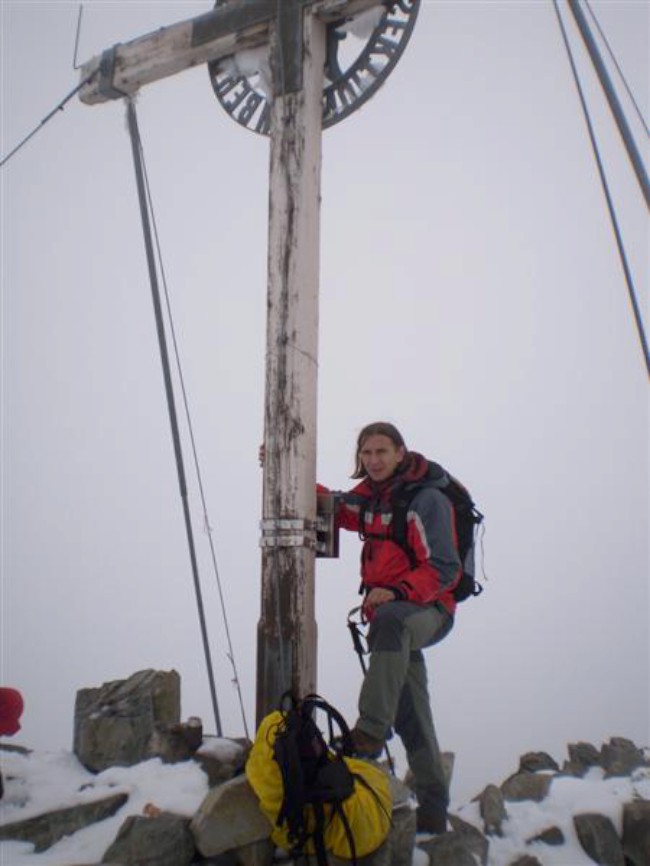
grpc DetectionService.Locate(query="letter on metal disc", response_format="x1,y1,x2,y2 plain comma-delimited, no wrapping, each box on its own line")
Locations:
209,0,420,134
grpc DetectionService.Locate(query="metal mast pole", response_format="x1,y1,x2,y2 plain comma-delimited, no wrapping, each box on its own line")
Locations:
567,0,650,209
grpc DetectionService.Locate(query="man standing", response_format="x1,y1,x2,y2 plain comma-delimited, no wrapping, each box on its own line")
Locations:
324,422,462,834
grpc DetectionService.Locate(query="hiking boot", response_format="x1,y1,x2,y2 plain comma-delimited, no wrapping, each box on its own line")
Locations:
415,806,448,834
349,727,384,759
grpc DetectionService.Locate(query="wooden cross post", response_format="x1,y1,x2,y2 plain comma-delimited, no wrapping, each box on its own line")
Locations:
257,3,325,725
79,0,417,727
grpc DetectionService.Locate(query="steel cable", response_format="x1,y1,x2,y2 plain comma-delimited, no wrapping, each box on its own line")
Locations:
126,98,224,736
553,0,650,378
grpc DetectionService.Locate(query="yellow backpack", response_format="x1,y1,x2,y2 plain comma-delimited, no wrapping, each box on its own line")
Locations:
246,696,392,863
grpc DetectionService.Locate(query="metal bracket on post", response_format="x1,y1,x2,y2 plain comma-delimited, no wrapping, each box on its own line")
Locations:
316,493,340,558
273,0,304,95
259,498,339,555
97,46,130,100
260,518,318,551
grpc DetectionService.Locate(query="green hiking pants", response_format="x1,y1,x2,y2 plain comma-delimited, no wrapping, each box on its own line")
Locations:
356,601,453,815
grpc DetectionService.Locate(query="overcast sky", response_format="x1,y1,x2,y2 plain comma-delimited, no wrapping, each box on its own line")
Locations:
1,0,648,804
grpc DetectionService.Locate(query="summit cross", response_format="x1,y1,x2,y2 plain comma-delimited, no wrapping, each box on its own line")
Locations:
79,0,419,725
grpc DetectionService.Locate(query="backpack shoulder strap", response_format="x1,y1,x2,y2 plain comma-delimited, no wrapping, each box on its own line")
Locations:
390,462,468,568
425,460,447,485
390,482,425,569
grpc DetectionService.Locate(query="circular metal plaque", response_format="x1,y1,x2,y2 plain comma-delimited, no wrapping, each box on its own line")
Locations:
209,0,420,135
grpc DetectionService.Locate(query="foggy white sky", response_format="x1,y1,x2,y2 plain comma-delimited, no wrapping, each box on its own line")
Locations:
1,0,648,804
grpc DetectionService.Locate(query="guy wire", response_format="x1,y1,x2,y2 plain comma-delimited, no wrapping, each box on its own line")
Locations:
583,0,649,138
139,117,251,741
0,71,96,169
126,98,225,737
553,0,650,378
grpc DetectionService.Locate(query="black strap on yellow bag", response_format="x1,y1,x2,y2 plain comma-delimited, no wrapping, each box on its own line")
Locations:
246,694,393,861
273,692,356,866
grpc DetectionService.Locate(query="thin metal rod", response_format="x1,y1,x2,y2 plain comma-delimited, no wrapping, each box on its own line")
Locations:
584,0,650,138
0,72,95,168
140,145,250,740
567,0,649,210
125,99,223,736
73,5,85,70
554,2,650,378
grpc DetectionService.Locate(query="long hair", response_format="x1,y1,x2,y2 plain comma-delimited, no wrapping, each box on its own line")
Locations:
351,422,407,479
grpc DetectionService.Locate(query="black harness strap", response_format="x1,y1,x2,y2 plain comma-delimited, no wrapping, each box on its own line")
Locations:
311,803,329,866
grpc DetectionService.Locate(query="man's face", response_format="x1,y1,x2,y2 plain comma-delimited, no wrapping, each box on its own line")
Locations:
359,434,405,482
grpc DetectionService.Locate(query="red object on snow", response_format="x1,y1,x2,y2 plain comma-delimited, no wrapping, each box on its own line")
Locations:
0,688,24,736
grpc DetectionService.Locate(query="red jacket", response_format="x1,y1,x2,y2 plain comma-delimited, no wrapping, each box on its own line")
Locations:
324,452,462,616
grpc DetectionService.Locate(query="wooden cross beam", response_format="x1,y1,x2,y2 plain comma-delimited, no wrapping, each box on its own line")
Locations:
79,0,384,104
79,0,409,727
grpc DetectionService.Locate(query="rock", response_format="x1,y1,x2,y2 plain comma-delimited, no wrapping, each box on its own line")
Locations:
573,813,625,866
387,774,413,811
601,737,647,778
0,743,31,756
501,772,552,802
101,812,195,865
478,783,507,836
526,825,565,846
566,742,601,776
192,840,273,866
0,792,128,852
561,760,588,778
403,751,455,794
441,752,455,790
416,831,479,866
148,717,204,765
379,773,416,866
518,752,559,773
74,669,181,772
231,839,275,866
191,775,273,857
622,800,650,866
196,737,251,787
447,814,490,865
387,805,416,866
193,854,240,866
